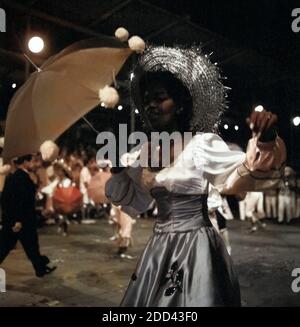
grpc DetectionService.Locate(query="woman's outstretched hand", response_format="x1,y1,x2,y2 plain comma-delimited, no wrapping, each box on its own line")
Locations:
247,107,277,141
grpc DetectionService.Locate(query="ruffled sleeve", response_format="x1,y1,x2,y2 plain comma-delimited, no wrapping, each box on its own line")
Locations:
105,166,153,216
193,133,286,195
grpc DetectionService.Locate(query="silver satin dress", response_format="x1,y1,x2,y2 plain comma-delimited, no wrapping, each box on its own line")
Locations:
106,133,246,307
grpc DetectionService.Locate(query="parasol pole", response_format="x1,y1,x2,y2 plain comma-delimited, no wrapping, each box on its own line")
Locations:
23,53,42,73
81,116,100,134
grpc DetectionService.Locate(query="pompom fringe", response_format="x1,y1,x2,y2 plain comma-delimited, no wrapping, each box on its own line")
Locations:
40,140,59,162
98,85,119,108
115,27,129,42
128,36,145,54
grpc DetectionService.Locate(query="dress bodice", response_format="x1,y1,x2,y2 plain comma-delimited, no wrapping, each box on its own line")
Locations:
150,186,212,233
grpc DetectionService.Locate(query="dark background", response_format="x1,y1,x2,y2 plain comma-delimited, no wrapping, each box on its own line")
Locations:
0,0,299,167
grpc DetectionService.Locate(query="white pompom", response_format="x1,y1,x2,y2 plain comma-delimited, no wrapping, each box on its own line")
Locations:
0,164,12,175
128,36,145,53
40,140,59,162
115,27,129,42
98,85,119,108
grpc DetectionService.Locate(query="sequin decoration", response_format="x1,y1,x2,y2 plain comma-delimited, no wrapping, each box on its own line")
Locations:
131,273,137,281
164,261,184,296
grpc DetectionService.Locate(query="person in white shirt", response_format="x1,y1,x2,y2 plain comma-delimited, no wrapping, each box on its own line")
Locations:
80,155,98,218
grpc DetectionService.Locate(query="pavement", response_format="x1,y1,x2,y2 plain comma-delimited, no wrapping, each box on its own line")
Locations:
0,218,299,307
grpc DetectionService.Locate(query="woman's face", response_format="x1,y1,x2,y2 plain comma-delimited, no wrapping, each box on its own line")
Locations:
143,82,177,131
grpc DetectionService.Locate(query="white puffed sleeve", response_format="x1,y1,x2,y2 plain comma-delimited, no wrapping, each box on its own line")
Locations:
193,133,245,189
105,166,153,217
192,133,286,195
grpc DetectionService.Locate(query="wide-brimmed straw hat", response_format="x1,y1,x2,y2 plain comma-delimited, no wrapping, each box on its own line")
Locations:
131,45,228,132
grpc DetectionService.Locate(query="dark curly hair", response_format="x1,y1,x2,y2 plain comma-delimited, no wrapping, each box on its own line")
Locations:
14,154,33,165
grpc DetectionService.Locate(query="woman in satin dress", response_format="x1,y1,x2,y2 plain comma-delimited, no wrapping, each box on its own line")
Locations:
105,46,286,307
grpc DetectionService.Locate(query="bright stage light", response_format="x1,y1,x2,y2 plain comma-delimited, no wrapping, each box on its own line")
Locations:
224,124,229,130
293,116,300,126
28,36,45,54
234,125,239,131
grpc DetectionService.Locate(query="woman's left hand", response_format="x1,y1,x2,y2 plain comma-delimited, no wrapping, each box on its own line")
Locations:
247,108,277,139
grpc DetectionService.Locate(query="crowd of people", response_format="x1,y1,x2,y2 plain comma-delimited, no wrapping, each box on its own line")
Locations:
0,142,139,265
207,164,300,254
1,141,299,255
238,166,300,229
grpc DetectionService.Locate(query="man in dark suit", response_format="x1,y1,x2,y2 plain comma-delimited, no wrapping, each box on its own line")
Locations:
0,154,56,277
